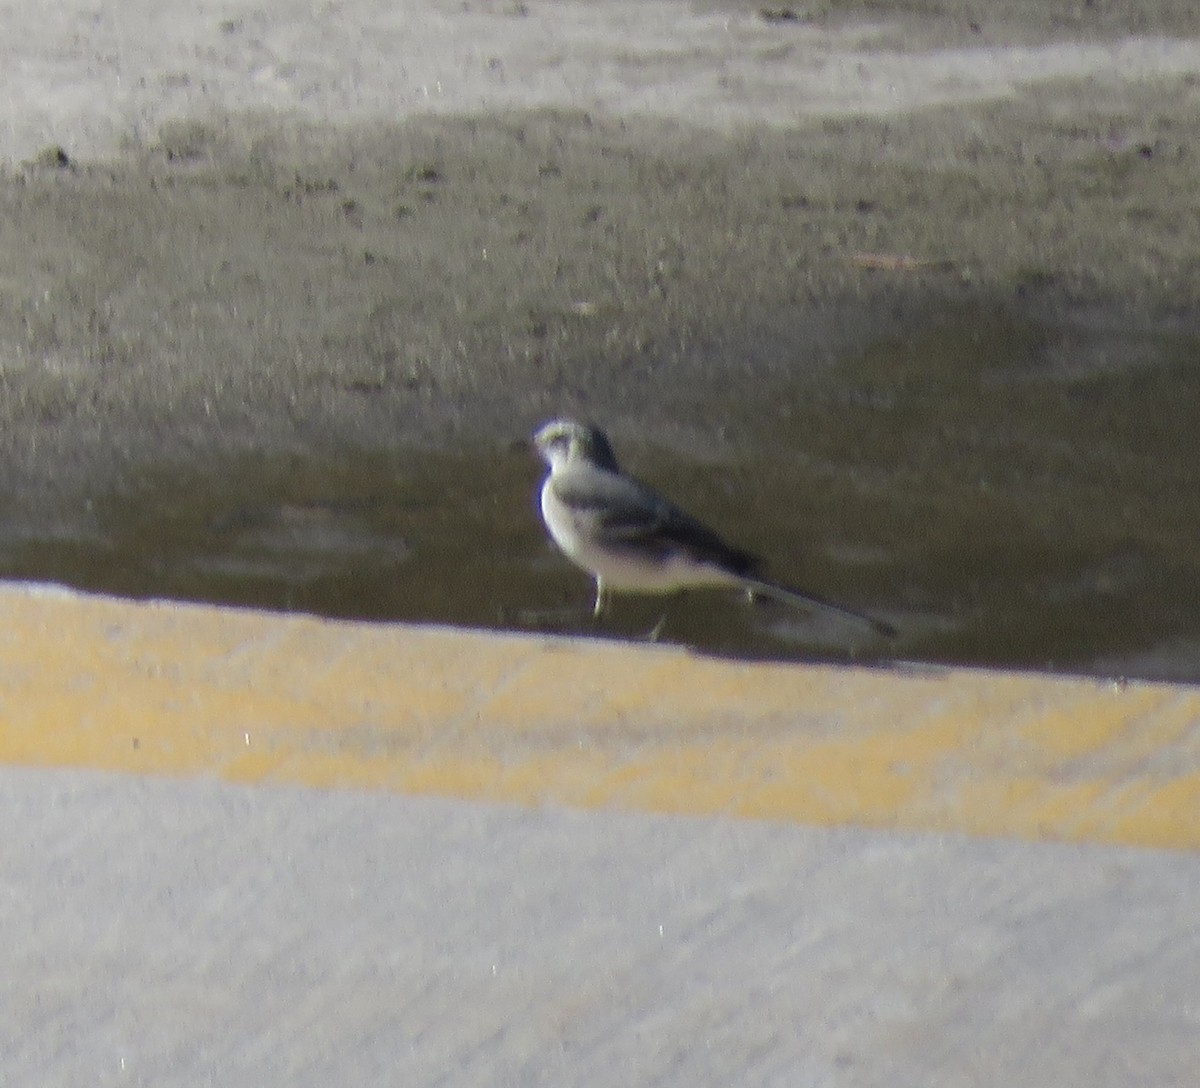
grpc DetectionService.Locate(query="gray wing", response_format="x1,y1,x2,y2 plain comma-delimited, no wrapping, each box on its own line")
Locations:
552,466,758,575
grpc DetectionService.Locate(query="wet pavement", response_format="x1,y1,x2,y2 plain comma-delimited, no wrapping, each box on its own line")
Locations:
2,306,1197,680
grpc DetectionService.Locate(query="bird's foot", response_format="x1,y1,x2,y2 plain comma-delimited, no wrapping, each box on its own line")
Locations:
641,614,668,642
591,579,608,618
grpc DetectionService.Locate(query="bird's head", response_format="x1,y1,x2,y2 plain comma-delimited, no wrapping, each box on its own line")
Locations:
532,419,620,472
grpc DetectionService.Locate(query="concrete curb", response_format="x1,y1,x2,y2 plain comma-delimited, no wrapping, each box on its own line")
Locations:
2,584,1197,848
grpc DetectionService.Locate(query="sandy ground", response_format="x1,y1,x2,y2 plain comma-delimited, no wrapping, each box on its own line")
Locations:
1,0,1200,673
1,0,1199,487
3,766,1199,1087
3,6,1200,1081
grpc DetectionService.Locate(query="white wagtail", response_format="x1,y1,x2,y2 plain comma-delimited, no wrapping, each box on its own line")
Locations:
533,419,895,637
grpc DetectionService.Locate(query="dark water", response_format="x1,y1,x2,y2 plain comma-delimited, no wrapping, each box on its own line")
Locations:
3,312,1200,681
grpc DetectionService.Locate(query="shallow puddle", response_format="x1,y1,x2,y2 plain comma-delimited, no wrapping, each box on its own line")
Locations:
1,311,1199,681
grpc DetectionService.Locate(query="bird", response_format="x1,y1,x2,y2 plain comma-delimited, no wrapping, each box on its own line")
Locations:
532,418,895,637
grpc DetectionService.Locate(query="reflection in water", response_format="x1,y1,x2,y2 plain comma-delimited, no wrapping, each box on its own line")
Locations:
0,312,1198,680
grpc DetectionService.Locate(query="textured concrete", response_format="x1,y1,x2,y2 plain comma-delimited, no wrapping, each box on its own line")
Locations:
1,586,1199,847
2,0,1200,1080
1,586,1198,1085
2,767,1198,1087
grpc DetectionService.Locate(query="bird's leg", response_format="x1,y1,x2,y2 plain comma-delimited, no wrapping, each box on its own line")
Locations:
645,613,669,642
592,577,607,617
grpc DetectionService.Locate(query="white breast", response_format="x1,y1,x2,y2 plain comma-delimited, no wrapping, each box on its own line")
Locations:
539,476,735,594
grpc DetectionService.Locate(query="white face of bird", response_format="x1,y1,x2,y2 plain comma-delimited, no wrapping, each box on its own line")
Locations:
532,420,582,468
533,418,619,469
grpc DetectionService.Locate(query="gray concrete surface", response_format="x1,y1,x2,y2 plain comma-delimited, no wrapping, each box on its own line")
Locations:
2,766,1197,1086
2,3,1200,1082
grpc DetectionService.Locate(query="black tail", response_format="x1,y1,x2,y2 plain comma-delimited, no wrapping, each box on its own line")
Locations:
738,576,897,639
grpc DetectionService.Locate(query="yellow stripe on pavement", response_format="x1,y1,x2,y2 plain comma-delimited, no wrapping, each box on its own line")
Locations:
0,585,1197,848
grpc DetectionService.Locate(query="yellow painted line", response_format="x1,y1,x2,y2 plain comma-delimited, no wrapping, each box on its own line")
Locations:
0,584,1198,848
